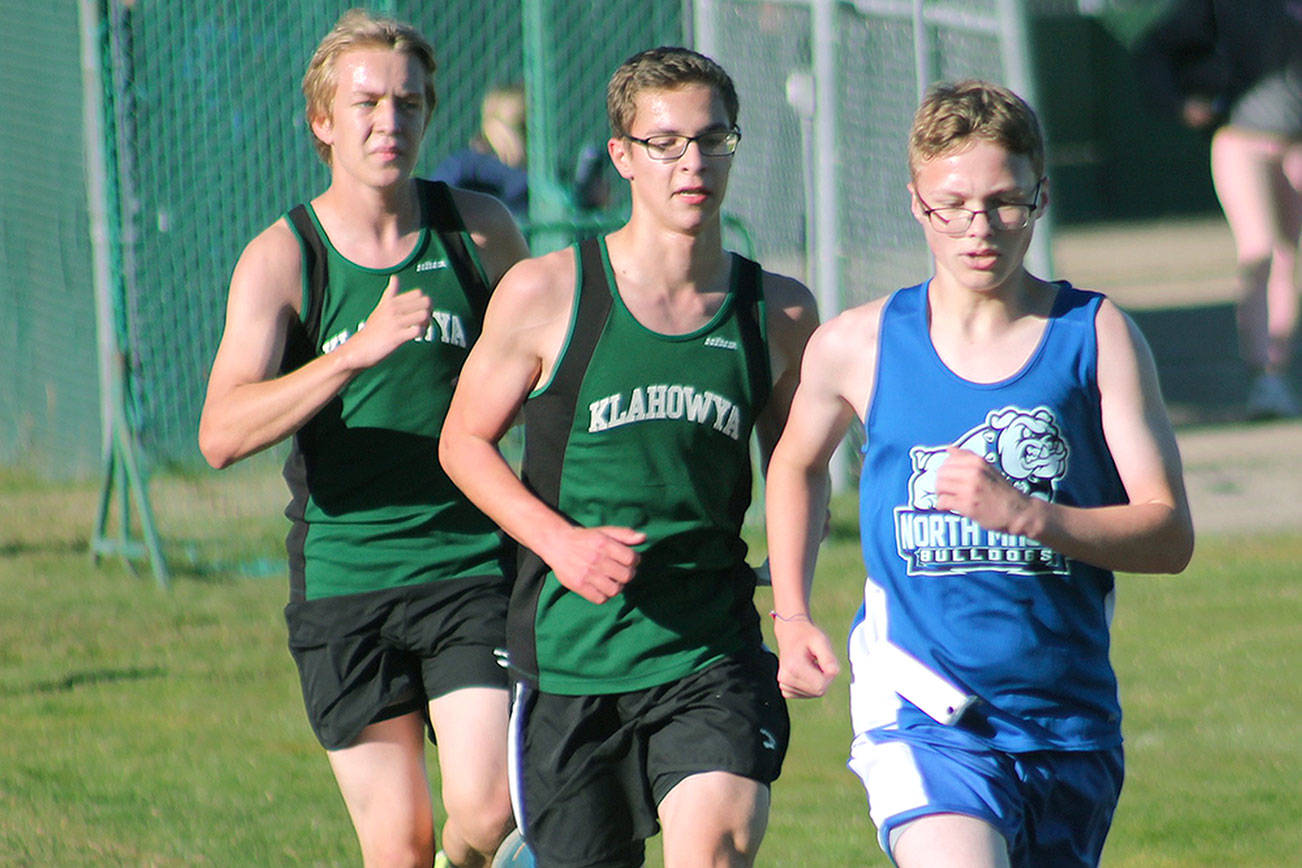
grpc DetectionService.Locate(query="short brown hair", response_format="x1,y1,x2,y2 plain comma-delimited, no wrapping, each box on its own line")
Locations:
908,80,1044,178
301,8,437,164
606,46,739,139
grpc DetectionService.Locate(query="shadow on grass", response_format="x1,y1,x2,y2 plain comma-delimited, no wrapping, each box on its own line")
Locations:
3,665,167,697
0,540,88,557
163,549,285,584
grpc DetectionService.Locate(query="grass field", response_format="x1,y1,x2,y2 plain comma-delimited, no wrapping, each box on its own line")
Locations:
2,469,1300,866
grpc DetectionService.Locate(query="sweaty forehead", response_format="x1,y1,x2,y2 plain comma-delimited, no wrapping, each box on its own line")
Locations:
630,84,727,133
914,141,1038,193
337,48,423,92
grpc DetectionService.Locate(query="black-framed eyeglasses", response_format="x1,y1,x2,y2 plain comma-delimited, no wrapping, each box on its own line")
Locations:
625,126,741,161
916,179,1044,235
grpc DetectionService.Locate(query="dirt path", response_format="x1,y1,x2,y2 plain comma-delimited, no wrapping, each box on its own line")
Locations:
1176,418,1302,536
1054,216,1301,536
1054,214,1238,310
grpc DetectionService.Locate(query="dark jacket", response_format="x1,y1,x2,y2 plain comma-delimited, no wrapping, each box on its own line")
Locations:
1134,0,1302,120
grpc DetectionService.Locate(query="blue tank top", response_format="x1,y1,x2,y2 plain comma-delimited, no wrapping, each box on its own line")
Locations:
859,280,1125,751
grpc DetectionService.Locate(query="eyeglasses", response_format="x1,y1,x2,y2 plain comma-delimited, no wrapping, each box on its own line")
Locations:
625,127,741,161
916,179,1043,235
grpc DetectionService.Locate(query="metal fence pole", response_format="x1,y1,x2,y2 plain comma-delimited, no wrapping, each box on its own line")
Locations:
80,0,168,587
912,0,930,103
997,0,1054,278
79,0,116,463
813,0,850,491
692,0,716,54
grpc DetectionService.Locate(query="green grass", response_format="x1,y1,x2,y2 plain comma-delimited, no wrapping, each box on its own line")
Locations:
1,475,1299,866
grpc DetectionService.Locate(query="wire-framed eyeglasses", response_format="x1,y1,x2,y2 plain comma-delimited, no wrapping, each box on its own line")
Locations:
916,179,1044,235
625,126,741,161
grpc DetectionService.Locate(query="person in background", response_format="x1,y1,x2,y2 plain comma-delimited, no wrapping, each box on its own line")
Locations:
1136,0,1302,419
433,83,531,218
433,82,610,223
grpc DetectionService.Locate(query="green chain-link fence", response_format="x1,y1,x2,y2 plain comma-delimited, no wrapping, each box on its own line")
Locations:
697,0,1059,315
6,1,1171,581
695,0,1061,486
1,0,687,581
0,2,102,478
115,0,544,467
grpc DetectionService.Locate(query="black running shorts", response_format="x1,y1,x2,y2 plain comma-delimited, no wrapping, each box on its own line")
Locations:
285,575,509,750
511,645,789,867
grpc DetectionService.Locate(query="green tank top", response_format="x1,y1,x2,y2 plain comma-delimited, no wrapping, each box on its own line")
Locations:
511,236,770,693
282,182,506,601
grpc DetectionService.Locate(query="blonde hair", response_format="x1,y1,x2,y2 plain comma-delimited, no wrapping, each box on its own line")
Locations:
908,80,1044,178
606,46,738,139
301,8,437,164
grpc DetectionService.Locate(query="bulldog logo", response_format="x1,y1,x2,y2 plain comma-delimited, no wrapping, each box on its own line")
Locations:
894,405,1070,577
908,406,1068,508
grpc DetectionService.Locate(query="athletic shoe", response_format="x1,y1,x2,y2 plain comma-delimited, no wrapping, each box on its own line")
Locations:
1246,372,1300,420
491,828,536,867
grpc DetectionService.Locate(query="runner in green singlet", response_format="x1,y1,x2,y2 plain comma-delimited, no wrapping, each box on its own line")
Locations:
198,10,529,868
441,46,819,867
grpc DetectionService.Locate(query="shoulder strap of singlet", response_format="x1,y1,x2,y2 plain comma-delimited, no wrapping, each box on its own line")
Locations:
731,253,772,412
557,236,614,397
542,244,769,414
283,204,328,371
512,237,612,676
520,236,612,505
418,178,491,324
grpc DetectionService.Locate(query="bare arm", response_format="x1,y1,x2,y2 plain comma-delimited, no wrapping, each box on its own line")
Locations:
439,251,645,605
753,272,820,472
451,187,531,285
765,302,883,698
935,298,1194,574
197,220,433,468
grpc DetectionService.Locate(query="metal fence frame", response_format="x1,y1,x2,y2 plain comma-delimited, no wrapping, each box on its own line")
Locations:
7,0,1093,580
694,0,1052,485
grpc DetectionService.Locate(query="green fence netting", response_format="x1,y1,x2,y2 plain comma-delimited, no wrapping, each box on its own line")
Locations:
0,0,686,579
0,2,102,477
4,0,1084,580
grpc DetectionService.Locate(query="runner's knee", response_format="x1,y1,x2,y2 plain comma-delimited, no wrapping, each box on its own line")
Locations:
443,784,514,854
358,819,435,868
